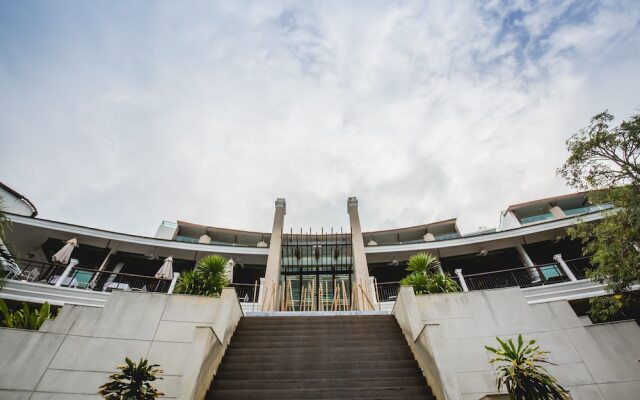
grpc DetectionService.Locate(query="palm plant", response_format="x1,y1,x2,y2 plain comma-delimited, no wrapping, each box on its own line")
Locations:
0,299,52,330
485,335,569,400
98,357,164,400
400,252,459,294
174,255,230,297
401,272,460,294
406,252,440,274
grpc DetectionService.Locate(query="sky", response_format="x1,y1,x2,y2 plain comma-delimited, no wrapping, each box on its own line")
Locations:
1,0,639,236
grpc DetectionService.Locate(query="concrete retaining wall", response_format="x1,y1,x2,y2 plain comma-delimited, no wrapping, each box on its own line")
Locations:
0,288,242,399
393,286,640,400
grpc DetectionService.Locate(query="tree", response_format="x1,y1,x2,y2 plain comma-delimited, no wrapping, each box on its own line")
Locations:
400,252,460,294
485,335,569,399
557,110,640,321
174,254,230,296
98,358,164,400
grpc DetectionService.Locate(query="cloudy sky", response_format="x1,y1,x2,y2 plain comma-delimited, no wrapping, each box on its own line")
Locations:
1,0,639,236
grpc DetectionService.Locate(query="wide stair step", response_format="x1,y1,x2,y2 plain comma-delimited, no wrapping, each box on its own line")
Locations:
206,315,434,400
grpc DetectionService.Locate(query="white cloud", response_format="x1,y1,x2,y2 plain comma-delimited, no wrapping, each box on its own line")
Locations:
1,0,639,236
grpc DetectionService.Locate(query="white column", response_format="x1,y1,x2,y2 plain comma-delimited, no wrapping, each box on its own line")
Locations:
549,205,566,219
553,254,577,281
55,258,79,287
168,272,181,294
516,244,540,282
454,269,469,292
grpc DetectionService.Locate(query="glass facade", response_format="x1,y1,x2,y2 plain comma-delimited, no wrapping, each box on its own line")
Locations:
280,233,353,311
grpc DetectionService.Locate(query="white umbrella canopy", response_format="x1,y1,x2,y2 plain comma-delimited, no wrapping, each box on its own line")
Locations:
52,238,78,264
224,258,235,283
155,256,174,279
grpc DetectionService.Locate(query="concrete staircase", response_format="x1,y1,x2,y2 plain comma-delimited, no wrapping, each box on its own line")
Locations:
207,315,434,399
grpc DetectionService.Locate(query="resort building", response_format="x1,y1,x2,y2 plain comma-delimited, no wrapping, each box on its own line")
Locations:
0,182,638,399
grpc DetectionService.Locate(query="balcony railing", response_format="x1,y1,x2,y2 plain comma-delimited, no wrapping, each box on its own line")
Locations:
563,256,591,280
6,259,172,293
520,213,554,225
463,263,569,291
376,281,400,302
229,282,259,303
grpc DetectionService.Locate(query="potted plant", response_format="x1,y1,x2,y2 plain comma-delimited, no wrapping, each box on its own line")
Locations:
485,335,570,399
0,299,52,330
98,357,164,399
400,252,459,294
174,254,230,296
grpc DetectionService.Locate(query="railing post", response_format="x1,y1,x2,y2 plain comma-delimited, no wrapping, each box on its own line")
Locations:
167,272,180,294
553,254,577,281
55,258,78,287
257,277,265,308
454,269,469,292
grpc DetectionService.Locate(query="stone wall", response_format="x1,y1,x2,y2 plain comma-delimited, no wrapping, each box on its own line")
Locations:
0,288,242,400
393,286,640,400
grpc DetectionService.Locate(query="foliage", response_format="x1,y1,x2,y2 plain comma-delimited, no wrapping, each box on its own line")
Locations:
401,272,460,294
406,252,440,274
0,299,52,330
400,252,459,294
557,110,640,321
98,357,164,400
485,335,569,400
173,254,230,297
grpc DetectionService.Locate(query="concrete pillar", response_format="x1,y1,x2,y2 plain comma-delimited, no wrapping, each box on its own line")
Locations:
168,272,181,294
348,197,372,311
454,269,469,292
55,258,79,287
517,244,541,282
261,199,286,311
257,277,265,308
553,254,577,281
549,205,566,219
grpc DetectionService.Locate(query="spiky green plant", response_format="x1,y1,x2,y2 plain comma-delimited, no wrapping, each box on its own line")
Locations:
485,335,569,400
98,358,164,400
401,252,459,294
0,299,52,330
401,272,459,294
174,255,230,297
173,269,201,295
406,252,440,274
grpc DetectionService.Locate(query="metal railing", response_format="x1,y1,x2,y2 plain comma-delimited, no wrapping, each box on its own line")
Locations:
376,281,400,302
6,259,172,293
563,256,591,280
463,263,569,291
229,282,259,303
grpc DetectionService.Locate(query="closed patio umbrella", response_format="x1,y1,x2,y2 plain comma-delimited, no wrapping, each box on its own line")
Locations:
52,238,78,264
155,256,174,279
224,258,235,283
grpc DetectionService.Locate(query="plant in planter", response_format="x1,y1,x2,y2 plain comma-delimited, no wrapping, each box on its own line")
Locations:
174,254,230,297
0,299,52,330
400,252,459,294
98,357,164,400
485,335,569,400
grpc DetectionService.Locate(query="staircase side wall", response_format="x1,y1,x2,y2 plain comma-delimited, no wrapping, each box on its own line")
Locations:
0,289,242,400
394,286,640,400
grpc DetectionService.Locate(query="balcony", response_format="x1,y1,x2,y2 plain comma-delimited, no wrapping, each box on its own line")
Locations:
519,213,554,225
5,259,173,294
373,257,593,305
563,203,613,216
